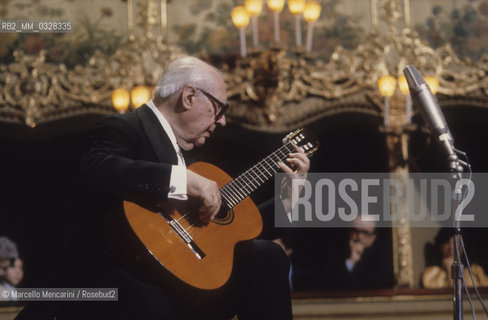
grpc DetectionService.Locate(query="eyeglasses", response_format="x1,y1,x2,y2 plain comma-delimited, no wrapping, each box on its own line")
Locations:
351,228,376,237
196,88,228,121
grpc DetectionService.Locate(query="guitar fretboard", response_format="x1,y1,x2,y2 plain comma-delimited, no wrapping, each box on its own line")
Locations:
219,142,296,209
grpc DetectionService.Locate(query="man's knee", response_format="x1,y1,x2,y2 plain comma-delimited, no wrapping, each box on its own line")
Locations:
251,239,290,273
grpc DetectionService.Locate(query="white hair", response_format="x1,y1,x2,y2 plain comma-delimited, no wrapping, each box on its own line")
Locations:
154,56,222,99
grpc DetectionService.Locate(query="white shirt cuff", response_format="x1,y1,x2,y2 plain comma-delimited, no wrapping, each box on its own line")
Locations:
168,165,188,200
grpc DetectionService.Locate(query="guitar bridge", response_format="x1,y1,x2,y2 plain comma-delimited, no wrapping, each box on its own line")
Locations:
160,212,206,260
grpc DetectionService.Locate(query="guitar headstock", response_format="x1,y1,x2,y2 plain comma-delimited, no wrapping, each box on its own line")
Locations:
282,128,320,157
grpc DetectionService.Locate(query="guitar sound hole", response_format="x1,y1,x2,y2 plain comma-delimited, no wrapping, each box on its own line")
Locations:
215,205,229,219
213,205,234,225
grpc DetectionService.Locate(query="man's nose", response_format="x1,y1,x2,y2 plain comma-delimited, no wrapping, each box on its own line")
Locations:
217,114,226,126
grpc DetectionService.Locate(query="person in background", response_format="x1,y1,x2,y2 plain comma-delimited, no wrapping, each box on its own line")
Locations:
422,228,488,288
0,237,20,302
5,258,24,288
325,216,393,290
293,215,393,291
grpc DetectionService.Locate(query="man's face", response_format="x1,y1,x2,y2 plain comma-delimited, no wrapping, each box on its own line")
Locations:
350,219,377,249
177,76,227,151
440,236,455,259
5,258,23,286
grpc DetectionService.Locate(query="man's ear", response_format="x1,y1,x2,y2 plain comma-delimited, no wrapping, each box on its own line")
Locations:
181,86,197,111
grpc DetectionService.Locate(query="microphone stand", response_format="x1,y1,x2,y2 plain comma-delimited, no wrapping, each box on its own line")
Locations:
447,153,467,320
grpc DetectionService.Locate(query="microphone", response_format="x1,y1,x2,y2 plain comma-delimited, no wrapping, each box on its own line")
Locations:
403,65,456,158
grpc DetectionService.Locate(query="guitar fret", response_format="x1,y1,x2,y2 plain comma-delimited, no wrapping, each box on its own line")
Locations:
284,143,294,154
244,162,271,190
220,189,233,207
252,165,266,183
218,132,317,210
258,162,272,178
271,153,282,165
220,188,238,207
269,155,278,166
228,182,246,201
243,172,257,192
242,172,257,192
265,155,278,172
233,177,251,196
224,183,241,203
274,148,283,158
278,145,290,158
246,169,260,189
263,157,275,170
251,166,266,184
219,189,229,205
276,148,287,160
232,180,247,199
244,168,261,189
235,175,248,193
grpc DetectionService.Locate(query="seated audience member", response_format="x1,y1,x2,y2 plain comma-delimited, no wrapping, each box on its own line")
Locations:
422,228,488,288
0,237,20,301
5,258,24,288
293,215,393,291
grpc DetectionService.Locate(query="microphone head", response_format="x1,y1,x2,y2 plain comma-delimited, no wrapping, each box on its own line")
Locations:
403,65,454,144
403,65,426,92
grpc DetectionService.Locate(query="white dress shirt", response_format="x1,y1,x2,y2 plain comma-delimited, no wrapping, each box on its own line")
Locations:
147,100,188,200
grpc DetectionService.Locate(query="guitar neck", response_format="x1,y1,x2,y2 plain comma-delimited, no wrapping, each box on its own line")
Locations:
219,141,296,209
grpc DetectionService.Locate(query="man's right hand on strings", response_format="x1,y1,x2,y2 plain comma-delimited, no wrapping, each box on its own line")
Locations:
187,170,221,225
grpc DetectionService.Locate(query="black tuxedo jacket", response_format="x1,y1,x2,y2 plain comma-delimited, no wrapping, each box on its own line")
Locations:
65,104,288,280
64,104,182,280
81,104,179,207
38,104,292,319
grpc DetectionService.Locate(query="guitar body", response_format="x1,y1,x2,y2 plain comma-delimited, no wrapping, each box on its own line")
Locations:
121,128,319,295
124,161,263,290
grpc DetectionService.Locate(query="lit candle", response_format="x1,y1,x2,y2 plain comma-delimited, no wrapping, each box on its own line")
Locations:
398,74,412,124
231,6,250,57
267,0,285,43
288,0,306,47
425,76,439,95
378,75,397,126
128,0,135,41
112,89,130,114
131,86,150,109
245,0,263,47
304,1,322,53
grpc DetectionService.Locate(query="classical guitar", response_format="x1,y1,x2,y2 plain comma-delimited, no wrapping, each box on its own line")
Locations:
123,128,319,290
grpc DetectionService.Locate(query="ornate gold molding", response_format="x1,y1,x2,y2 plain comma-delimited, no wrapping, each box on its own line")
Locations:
223,0,488,133
1,0,487,129
0,0,183,127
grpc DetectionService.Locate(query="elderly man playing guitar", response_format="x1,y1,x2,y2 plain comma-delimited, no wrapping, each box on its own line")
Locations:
18,56,312,320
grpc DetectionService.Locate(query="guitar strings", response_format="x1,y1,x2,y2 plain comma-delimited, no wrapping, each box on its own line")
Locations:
175,142,293,226
179,142,295,224
218,142,295,207
174,142,296,238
